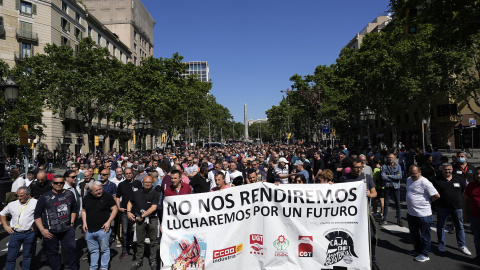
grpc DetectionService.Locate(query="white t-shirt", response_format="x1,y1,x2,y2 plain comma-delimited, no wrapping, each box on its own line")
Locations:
11,177,25,192
406,176,438,217
228,170,243,182
208,170,231,190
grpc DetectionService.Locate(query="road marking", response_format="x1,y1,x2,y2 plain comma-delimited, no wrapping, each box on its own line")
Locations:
381,224,409,234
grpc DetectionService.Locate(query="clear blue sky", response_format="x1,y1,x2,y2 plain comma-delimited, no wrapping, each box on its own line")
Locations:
142,0,391,122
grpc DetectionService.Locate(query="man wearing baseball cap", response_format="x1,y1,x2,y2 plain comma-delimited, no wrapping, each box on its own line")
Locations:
274,157,296,184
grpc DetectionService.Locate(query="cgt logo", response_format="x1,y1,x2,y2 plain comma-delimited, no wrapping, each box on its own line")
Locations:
298,236,313,257
212,244,243,263
250,234,264,255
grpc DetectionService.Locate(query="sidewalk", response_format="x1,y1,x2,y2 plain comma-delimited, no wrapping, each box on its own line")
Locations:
439,149,480,167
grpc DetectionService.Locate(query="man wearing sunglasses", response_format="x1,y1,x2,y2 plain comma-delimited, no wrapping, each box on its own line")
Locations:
34,175,79,270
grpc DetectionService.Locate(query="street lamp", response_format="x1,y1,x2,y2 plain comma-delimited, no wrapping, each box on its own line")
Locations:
134,116,147,152
0,76,19,180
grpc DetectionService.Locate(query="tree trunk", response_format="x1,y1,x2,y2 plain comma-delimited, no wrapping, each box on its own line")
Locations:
391,124,397,151
425,101,432,147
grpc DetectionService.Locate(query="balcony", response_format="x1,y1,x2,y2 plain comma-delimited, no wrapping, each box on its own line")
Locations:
16,29,38,43
14,52,25,62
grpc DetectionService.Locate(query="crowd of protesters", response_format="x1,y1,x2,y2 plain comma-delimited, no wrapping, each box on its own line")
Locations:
0,142,479,270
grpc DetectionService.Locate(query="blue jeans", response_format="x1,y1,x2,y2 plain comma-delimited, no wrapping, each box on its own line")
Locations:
436,207,466,248
121,212,135,253
43,227,79,270
6,230,35,270
407,214,433,256
384,187,401,221
86,229,111,270
471,216,480,256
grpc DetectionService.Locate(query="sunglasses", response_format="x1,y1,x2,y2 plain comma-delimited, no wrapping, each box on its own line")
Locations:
69,175,77,178
101,174,110,176
53,182,65,185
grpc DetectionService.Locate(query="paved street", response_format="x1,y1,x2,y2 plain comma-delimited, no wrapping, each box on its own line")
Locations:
1,149,480,269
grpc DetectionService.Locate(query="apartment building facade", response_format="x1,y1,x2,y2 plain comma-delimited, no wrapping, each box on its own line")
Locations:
81,0,155,66
0,0,157,157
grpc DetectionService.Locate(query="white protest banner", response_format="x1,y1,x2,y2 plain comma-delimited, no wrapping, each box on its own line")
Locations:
160,182,370,270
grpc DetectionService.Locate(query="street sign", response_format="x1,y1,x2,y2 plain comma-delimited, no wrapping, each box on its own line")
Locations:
94,136,99,146
98,135,104,141
469,118,476,128
322,125,330,134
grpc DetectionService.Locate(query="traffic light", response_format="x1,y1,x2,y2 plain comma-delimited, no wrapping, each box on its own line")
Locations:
406,8,418,35
19,125,28,145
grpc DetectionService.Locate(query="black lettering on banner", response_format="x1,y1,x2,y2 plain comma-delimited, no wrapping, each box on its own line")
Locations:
178,201,192,215
225,212,235,223
348,206,358,216
209,215,217,226
305,190,315,204
212,196,224,211
260,187,272,201
348,188,357,202
283,207,302,217
240,191,250,206
167,202,177,215
199,198,210,213
293,190,305,203
225,193,235,209
317,189,334,203
335,189,348,203
252,188,260,203
217,213,224,224
274,189,286,202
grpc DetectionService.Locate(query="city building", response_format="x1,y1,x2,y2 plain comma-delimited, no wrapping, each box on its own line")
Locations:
81,0,155,66
344,15,480,150
0,0,157,156
182,61,210,82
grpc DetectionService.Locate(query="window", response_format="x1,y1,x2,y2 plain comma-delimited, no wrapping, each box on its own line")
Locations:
106,40,109,49
0,17,4,37
19,21,33,38
61,36,70,46
75,27,82,40
120,51,123,61
97,34,102,45
134,56,137,65
134,30,137,40
61,18,70,32
21,42,32,58
62,1,67,12
133,43,137,52
20,1,32,15
88,26,92,37
113,47,116,57
75,13,80,22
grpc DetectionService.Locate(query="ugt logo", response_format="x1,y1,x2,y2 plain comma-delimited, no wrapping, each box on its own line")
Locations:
324,230,357,266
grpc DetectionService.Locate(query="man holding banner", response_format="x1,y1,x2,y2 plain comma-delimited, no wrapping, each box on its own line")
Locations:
338,158,379,270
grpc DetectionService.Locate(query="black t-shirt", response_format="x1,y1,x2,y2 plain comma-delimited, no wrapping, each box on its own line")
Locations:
190,173,210,193
338,172,375,190
116,180,142,209
452,162,476,183
82,192,116,231
313,158,325,177
266,167,275,183
129,188,159,218
432,175,466,209
30,180,52,199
